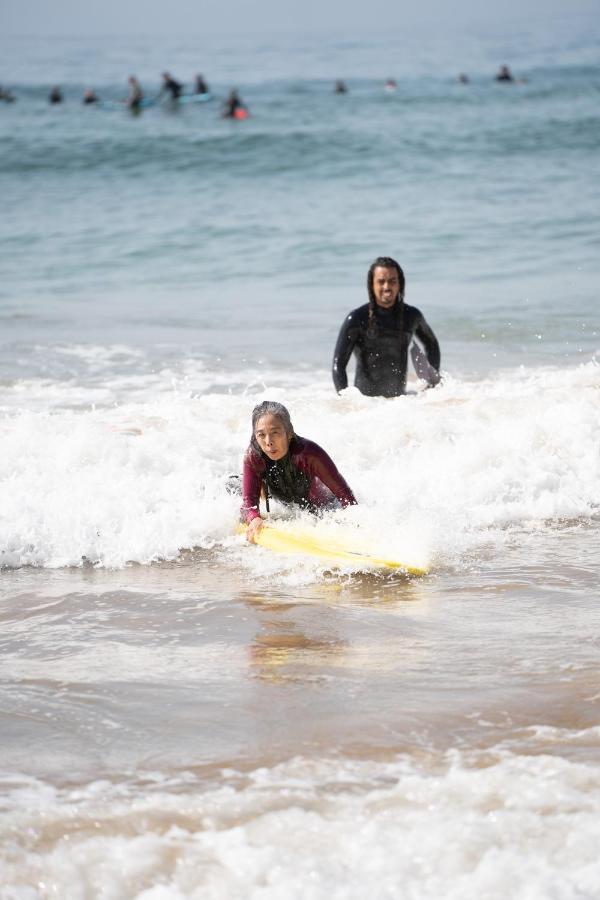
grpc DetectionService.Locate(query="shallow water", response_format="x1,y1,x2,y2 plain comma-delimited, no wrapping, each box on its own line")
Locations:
2,523,600,778
2,527,600,898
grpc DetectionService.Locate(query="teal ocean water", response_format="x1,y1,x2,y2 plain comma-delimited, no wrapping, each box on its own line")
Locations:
1,17,600,899
1,20,599,377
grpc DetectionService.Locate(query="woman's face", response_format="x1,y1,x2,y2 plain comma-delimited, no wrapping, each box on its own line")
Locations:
254,414,290,461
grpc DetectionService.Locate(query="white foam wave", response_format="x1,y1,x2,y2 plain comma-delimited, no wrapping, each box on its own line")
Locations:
1,749,600,899
1,360,598,571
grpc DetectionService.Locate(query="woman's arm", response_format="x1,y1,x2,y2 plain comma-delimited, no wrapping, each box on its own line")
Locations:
241,450,264,524
302,440,357,507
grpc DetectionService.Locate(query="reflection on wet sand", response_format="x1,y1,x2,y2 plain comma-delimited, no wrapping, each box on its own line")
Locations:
248,627,432,684
250,629,347,683
241,578,433,686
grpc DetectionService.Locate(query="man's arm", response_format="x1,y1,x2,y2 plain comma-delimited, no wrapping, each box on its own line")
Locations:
414,312,441,384
332,312,359,393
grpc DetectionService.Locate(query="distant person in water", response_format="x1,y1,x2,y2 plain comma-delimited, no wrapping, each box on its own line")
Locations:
458,73,469,84
194,73,209,94
0,86,15,102
241,401,357,542
496,65,514,82
332,256,441,398
384,78,397,92
49,86,63,104
82,88,98,104
222,89,248,119
334,79,348,94
126,76,143,110
161,72,183,100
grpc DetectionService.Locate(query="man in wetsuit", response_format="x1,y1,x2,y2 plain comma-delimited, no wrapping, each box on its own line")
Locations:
194,74,209,94
332,256,441,397
222,89,249,119
495,65,514,82
161,72,183,100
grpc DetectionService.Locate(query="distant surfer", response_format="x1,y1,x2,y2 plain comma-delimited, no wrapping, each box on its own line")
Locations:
0,86,15,103
160,71,183,100
332,256,441,397
334,79,348,94
458,73,469,84
126,76,144,111
241,401,357,543
495,65,514,82
384,78,398,92
82,88,98,104
49,86,63,104
194,74,209,95
222,89,248,119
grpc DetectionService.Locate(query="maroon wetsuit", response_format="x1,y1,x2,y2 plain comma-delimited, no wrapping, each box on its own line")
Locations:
241,435,356,524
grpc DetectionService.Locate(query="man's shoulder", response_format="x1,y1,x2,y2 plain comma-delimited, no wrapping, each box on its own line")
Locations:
341,303,370,326
403,302,425,322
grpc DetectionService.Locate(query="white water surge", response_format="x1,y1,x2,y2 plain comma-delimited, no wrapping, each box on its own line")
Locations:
2,747,600,900
1,357,598,573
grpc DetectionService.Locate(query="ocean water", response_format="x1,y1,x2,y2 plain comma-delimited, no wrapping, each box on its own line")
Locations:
1,15,600,899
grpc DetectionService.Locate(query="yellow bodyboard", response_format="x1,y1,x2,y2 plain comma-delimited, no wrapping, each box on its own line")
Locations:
238,523,428,576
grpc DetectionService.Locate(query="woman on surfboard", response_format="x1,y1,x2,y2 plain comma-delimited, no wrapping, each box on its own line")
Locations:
241,401,356,543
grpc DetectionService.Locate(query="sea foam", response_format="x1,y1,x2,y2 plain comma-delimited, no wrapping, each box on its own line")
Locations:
1,358,598,571
1,747,600,900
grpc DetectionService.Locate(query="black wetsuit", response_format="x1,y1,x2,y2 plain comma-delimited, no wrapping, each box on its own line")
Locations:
223,95,245,118
163,77,183,99
332,301,440,397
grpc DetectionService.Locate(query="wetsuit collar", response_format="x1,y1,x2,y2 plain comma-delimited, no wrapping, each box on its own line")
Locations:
376,299,402,316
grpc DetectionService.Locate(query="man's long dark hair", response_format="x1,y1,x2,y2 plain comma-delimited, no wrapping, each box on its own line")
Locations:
367,256,405,329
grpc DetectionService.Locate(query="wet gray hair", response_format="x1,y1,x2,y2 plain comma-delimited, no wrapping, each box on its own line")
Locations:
251,401,294,447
